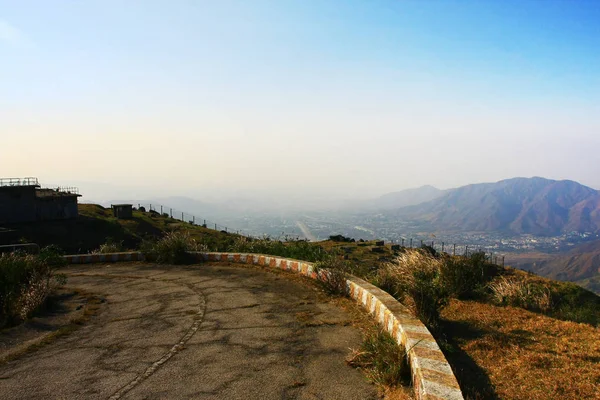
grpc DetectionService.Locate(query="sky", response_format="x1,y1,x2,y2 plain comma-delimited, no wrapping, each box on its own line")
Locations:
2,0,599,205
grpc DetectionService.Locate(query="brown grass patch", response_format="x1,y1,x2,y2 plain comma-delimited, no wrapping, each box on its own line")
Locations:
440,299,600,400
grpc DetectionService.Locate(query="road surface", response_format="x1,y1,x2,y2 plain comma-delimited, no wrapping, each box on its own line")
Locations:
0,262,378,400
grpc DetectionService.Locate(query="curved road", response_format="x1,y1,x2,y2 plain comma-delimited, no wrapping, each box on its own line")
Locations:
0,263,378,399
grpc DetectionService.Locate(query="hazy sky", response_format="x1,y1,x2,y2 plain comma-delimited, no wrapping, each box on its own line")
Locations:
2,1,599,204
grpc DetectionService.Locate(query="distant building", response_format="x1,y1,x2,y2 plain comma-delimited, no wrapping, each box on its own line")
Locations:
112,204,133,219
0,177,81,224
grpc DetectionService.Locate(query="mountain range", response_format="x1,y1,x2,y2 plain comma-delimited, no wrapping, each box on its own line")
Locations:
381,177,600,235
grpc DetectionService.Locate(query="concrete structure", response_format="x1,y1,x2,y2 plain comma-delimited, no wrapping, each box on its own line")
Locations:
112,204,133,219
0,177,81,224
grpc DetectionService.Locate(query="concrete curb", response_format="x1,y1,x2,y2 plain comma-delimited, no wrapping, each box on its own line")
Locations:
62,251,464,400
63,252,145,264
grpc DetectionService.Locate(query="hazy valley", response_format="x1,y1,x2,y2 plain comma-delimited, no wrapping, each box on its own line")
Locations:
108,176,600,294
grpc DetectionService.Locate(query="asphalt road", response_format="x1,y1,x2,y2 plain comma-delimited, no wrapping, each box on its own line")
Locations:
0,263,378,400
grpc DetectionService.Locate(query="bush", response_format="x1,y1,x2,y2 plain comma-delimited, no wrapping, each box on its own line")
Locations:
488,276,552,312
346,327,410,387
548,282,600,326
228,236,328,262
441,252,499,299
92,238,123,254
377,250,449,328
142,231,206,264
0,246,66,327
329,234,353,243
313,256,355,296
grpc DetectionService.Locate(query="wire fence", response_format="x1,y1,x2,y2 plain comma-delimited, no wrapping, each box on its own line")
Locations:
389,237,505,266
130,202,259,239
123,202,506,266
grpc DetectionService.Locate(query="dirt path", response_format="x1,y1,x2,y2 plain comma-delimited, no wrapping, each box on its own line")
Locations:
0,263,378,400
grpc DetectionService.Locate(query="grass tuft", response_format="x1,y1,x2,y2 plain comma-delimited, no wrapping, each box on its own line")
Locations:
489,276,552,312
346,327,410,388
0,246,67,328
141,231,207,264
377,250,449,328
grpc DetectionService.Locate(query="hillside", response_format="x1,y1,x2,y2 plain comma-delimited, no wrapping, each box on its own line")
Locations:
507,239,600,294
0,204,237,254
388,177,600,235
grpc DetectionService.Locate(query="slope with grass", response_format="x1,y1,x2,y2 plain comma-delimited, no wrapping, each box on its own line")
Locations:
507,239,600,294
1,204,238,254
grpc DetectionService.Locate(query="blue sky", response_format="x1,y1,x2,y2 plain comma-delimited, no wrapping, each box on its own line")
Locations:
1,1,599,203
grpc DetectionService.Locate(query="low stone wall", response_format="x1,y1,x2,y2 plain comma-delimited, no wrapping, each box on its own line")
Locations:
64,252,145,264
62,251,463,400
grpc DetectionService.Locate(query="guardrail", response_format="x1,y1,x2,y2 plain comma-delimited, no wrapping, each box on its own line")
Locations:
0,177,39,187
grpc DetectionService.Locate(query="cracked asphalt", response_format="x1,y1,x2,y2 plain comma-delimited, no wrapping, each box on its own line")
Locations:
0,263,378,399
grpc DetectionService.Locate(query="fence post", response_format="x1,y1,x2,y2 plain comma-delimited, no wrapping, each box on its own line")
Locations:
410,238,413,248
420,240,423,247
192,216,195,224
502,256,505,267
401,238,405,246
215,223,217,230
150,204,152,211
441,242,444,252
465,245,469,256
161,205,163,214
453,243,456,256
181,212,184,221
170,208,172,218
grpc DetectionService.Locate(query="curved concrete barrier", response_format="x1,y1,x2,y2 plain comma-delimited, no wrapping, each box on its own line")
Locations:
64,252,145,264
62,251,463,400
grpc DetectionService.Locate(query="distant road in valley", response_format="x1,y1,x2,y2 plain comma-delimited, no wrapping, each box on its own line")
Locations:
296,220,317,242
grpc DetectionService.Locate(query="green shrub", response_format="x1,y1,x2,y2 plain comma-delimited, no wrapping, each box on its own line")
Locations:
142,231,206,264
313,256,355,296
228,236,328,262
377,250,449,328
0,246,66,327
346,327,410,387
547,282,599,326
441,252,499,299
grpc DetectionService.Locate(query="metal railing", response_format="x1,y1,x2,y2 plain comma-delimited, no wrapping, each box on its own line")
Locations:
0,177,39,187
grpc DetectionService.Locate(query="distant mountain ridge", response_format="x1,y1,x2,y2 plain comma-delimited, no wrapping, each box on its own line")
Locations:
387,177,600,235
508,239,600,294
368,185,445,209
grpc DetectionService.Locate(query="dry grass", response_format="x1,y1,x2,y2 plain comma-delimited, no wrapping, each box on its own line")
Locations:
489,276,552,312
440,299,600,400
377,250,449,327
346,327,411,388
